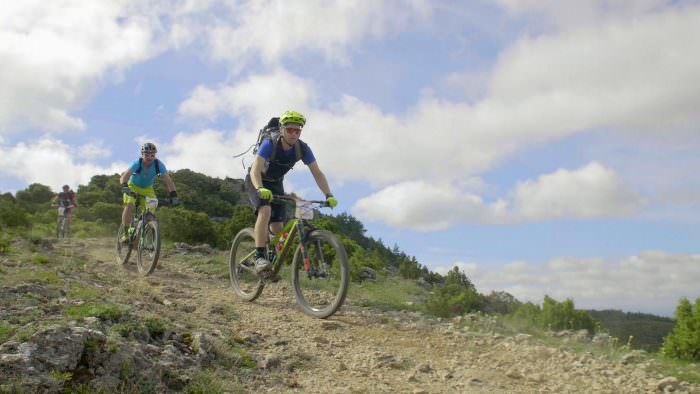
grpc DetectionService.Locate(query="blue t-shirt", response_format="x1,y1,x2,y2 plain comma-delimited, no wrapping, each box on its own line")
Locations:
128,158,167,188
257,139,315,164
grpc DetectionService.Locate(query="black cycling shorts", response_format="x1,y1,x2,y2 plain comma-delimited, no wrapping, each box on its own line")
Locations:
245,174,286,223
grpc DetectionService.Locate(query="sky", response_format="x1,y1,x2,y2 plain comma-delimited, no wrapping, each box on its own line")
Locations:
1,0,699,316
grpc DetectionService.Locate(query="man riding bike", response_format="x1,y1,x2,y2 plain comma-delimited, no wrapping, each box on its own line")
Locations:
52,184,78,229
246,110,338,274
119,142,179,242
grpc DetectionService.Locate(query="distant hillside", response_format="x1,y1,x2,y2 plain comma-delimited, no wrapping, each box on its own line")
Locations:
587,309,675,351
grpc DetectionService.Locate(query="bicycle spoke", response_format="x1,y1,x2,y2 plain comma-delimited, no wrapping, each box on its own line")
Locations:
229,228,264,301
293,230,348,318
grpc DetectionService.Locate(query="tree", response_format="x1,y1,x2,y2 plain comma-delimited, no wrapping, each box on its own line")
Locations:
15,183,54,212
663,297,700,361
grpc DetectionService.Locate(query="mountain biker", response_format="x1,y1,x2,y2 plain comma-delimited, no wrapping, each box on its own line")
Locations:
119,142,179,242
52,184,78,228
246,110,338,274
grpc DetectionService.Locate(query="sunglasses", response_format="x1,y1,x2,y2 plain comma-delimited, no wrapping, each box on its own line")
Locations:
143,152,156,157
283,126,302,135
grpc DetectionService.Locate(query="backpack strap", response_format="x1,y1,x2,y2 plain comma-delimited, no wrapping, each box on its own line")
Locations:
270,137,304,163
135,158,161,175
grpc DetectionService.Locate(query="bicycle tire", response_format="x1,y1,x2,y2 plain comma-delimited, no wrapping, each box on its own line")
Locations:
115,224,132,265
56,217,65,239
228,227,264,301
292,229,349,318
136,219,160,276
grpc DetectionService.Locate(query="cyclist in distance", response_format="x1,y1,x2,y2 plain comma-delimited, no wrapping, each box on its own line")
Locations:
119,142,179,242
246,110,338,274
52,184,78,228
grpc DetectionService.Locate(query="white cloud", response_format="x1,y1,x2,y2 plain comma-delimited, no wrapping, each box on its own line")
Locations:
199,0,431,67
353,181,500,231
178,68,317,127
496,0,675,30
0,138,126,191
160,129,251,180
440,250,700,316
0,1,165,134
177,5,700,191
512,161,644,220
353,162,641,230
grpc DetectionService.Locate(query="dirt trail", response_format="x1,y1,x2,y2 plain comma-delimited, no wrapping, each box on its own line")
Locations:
4,237,697,393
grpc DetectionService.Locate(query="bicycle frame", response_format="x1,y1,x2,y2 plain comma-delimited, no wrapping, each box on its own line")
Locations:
126,193,158,245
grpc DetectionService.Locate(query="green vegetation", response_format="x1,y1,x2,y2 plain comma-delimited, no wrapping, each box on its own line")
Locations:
1,169,697,369
31,254,50,265
507,295,596,333
0,322,16,343
588,309,675,351
64,303,129,322
185,370,233,394
663,297,700,361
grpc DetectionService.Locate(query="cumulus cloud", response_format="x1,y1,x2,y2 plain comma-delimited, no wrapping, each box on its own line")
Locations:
160,129,250,179
178,69,317,127
0,139,126,191
353,181,502,231
0,1,165,135
512,162,644,220
199,0,431,66
496,0,676,30
353,162,642,230
439,251,700,316
176,5,700,192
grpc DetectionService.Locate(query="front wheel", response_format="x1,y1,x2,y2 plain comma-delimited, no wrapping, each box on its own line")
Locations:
228,228,264,301
115,224,132,265
137,219,160,276
292,229,349,318
56,217,66,239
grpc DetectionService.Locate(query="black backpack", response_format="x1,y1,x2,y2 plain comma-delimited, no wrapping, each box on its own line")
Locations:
254,117,303,162
135,158,162,176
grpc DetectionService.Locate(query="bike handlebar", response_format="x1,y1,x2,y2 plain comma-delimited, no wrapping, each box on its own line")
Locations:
124,190,173,207
271,195,329,207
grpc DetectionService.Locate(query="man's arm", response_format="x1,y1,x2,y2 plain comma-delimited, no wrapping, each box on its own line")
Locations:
119,169,132,185
307,161,332,196
161,173,177,193
250,155,267,190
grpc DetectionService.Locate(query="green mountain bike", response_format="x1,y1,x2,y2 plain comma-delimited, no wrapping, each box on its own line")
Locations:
115,191,165,276
228,195,349,318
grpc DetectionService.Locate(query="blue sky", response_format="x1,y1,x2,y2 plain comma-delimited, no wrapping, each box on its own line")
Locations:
1,0,700,316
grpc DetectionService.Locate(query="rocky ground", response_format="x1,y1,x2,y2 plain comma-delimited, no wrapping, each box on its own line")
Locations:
1,237,698,393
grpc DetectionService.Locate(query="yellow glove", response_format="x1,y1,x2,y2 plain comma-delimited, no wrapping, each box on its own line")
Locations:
326,194,338,208
257,187,273,201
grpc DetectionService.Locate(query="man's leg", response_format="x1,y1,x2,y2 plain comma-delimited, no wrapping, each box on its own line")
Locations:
254,205,271,247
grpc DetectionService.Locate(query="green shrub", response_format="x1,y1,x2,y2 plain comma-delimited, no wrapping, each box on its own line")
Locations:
0,322,16,343
508,296,596,332
32,254,50,265
424,267,484,318
663,297,700,361
0,200,29,228
64,303,128,322
158,208,217,245
88,202,122,225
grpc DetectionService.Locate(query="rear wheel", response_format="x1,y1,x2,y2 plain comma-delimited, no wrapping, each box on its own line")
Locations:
136,219,160,276
292,229,349,318
228,228,264,301
115,223,132,265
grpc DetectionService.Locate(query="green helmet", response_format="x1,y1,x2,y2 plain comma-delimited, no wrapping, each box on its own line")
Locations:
280,110,306,126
